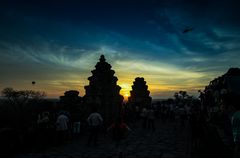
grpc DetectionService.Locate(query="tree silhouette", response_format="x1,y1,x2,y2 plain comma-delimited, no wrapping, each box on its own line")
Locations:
2,88,45,111
1,87,46,129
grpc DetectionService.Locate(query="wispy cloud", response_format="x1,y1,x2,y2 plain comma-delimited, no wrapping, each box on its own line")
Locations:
1,0,240,98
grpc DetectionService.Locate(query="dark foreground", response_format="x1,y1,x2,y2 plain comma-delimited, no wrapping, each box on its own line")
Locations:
15,119,192,158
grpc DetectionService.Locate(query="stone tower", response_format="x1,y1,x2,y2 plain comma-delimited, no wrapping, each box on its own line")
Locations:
59,90,82,112
128,77,152,109
83,55,123,124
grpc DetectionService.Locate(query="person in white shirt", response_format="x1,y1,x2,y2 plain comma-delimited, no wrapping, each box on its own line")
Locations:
56,112,69,143
87,108,103,146
87,112,103,127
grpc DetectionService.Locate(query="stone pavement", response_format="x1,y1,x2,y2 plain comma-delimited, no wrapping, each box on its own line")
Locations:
15,120,192,158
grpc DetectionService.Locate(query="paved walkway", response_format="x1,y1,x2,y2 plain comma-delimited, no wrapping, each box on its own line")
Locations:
15,119,192,158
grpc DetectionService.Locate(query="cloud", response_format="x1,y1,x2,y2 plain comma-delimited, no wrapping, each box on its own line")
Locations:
1,23,240,98
1,1,240,98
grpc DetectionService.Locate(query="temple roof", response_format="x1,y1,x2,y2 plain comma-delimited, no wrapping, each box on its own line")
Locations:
100,55,106,62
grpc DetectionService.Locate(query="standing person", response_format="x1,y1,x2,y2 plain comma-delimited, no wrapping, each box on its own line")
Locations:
36,111,50,149
232,110,240,158
141,107,148,129
87,108,103,146
169,103,175,121
73,121,81,137
161,103,167,123
107,117,132,147
178,105,186,128
190,110,202,150
56,111,69,144
147,106,155,131
107,117,132,158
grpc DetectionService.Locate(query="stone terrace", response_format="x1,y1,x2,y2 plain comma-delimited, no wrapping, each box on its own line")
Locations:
16,119,192,158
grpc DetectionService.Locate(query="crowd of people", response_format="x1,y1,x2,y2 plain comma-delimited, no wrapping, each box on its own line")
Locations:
32,107,132,148
19,102,192,150
0,96,239,158
126,97,240,158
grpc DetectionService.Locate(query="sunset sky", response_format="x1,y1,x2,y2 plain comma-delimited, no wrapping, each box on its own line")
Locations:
0,0,240,99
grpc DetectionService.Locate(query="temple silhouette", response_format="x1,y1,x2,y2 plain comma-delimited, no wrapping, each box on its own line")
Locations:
128,77,152,109
1,55,240,158
83,55,124,124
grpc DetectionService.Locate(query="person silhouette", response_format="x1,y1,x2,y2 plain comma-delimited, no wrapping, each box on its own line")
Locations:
87,107,103,146
107,117,131,147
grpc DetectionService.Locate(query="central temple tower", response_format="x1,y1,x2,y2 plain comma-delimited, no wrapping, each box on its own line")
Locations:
83,55,123,124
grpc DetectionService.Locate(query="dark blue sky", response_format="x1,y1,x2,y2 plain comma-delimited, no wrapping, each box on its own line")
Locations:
0,0,240,98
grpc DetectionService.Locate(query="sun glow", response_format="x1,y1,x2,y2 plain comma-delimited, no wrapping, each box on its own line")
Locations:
119,83,132,101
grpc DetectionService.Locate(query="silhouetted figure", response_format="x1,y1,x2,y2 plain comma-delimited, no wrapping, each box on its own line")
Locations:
0,128,19,157
218,111,234,158
169,103,175,121
199,101,233,158
147,106,155,131
190,110,202,150
232,111,240,158
108,117,131,158
141,107,148,129
87,108,103,146
108,117,131,147
161,103,168,123
56,112,69,144
36,111,50,149
178,105,186,128
73,121,81,136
